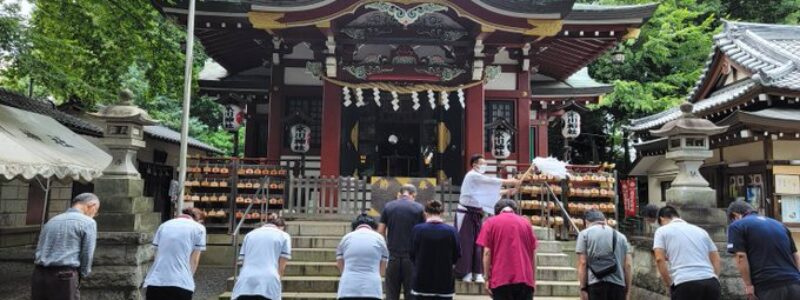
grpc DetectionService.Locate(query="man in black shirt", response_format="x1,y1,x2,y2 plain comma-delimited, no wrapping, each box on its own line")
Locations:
379,184,425,300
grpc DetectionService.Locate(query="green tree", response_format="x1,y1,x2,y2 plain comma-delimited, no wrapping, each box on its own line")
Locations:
0,0,237,154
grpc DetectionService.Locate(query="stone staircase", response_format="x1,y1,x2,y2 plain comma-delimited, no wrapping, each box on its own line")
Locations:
219,221,579,300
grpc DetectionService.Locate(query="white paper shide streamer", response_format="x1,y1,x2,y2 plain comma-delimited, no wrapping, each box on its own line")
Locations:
355,88,365,107
373,87,381,107
440,90,450,110
457,89,465,108
427,89,436,109
411,91,420,111
391,91,400,111
343,87,352,107
532,157,568,179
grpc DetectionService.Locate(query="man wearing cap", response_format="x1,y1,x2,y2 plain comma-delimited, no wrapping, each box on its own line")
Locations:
576,209,632,300
653,206,721,300
727,200,800,300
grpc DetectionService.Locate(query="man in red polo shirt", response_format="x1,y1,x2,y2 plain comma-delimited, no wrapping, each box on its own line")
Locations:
477,198,538,300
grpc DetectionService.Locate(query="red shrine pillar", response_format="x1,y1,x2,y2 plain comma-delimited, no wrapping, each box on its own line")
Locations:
517,71,531,165
266,65,284,161
536,111,549,157
320,81,342,176
464,83,485,172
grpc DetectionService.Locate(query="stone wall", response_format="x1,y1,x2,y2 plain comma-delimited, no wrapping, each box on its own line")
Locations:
0,178,74,248
628,237,746,300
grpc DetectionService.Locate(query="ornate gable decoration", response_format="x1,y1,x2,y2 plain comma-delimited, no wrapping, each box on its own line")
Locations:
364,2,448,27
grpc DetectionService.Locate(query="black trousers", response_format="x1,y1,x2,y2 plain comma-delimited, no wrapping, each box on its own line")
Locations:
386,256,415,300
491,283,534,300
415,296,452,300
756,282,800,300
670,278,720,300
31,266,79,300
587,282,626,300
145,286,193,300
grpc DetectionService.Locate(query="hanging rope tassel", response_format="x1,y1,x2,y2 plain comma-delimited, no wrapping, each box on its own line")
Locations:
411,91,420,111
428,89,436,110
458,89,465,108
355,88,365,107
440,90,450,111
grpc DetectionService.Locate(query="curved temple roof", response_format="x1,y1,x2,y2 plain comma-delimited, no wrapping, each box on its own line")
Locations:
628,21,800,132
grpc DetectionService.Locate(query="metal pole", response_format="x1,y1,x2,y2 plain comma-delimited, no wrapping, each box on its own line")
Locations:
233,130,240,157
177,0,197,214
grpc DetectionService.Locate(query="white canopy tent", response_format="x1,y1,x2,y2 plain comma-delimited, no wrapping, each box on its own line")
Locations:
0,104,112,223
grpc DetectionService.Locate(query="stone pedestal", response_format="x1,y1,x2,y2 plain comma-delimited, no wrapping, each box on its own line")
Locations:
81,232,154,300
80,178,160,300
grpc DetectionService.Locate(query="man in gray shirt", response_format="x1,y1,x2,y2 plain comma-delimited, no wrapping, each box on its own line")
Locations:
32,193,100,300
576,209,632,300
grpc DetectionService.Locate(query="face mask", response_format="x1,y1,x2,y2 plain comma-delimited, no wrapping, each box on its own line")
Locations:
476,165,487,174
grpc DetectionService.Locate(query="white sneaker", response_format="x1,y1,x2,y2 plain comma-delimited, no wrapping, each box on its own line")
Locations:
474,274,485,283
462,273,473,282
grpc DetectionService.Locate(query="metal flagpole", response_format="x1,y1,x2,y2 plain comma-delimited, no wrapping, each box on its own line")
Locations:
177,0,197,215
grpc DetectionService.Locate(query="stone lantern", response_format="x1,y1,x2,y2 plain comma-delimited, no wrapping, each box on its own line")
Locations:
651,102,728,227
82,90,160,300
90,89,158,179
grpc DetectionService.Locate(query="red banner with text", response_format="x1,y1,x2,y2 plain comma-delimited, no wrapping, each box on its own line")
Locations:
622,178,638,217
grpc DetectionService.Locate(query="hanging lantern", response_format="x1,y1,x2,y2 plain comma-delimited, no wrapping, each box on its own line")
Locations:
427,89,436,109
289,123,311,154
222,104,245,132
561,110,581,138
373,87,381,107
343,87,352,107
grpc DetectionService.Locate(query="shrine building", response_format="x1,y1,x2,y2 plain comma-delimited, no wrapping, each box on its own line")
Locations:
154,0,656,182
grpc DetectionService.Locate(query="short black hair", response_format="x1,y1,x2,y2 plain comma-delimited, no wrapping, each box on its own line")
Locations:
494,198,518,215
657,205,680,220
727,200,756,221
642,204,659,220
352,213,377,230
470,154,484,167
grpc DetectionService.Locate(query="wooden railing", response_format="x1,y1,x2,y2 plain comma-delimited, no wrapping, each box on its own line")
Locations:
284,176,459,217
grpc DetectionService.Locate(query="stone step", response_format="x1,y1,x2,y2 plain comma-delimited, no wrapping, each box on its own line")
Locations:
222,277,578,297
537,252,572,267
225,265,577,291
285,221,350,237
219,291,579,300
292,236,343,249
292,248,338,262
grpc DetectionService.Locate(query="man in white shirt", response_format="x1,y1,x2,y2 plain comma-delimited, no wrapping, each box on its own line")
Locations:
653,206,721,300
455,154,519,282
232,216,292,300
144,208,207,300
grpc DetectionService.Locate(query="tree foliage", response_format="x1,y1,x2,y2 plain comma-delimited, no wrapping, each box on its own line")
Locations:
0,0,238,154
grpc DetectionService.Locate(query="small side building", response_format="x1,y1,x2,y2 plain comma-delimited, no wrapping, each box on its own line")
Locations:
627,21,800,236
0,89,222,249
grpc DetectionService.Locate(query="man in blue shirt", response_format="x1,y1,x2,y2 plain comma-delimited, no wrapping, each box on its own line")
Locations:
727,200,800,300
32,193,100,300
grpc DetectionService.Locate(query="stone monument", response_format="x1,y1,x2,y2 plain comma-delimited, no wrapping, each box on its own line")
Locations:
82,90,161,300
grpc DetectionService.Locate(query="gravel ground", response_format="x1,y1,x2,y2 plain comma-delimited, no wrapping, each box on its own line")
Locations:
0,259,231,300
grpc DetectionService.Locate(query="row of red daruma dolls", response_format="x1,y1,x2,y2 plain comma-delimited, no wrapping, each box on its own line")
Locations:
529,215,617,230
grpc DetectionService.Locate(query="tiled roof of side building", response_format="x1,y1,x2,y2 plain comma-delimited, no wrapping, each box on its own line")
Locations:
567,3,659,21
0,88,104,137
143,125,224,154
629,21,800,132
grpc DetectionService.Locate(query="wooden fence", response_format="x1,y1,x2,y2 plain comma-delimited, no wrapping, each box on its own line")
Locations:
285,176,459,217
